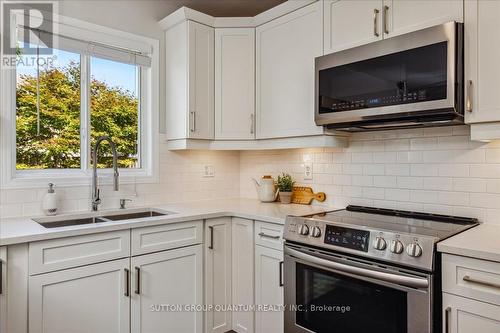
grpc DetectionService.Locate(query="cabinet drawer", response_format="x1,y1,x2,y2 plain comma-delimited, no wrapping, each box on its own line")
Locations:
255,221,283,251
443,254,500,306
29,230,130,275
131,220,203,256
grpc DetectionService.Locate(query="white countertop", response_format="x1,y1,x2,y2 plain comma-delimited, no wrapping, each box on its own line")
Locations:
0,198,339,246
438,224,500,262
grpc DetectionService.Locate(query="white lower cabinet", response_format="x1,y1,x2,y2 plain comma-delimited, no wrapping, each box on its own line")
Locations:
0,247,6,333
231,218,254,333
29,258,130,333
131,245,203,333
443,293,500,333
205,218,232,333
254,245,284,333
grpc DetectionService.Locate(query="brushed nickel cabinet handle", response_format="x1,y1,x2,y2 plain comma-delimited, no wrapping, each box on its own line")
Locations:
0,259,3,295
258,232,280,240
445,306,451,333
383,5,389,34
463,275,500,289
373,9,380,37
250,114,255,134
124,268,130,297
466,80,473,112
190,111,196,132
279,261,284,287
135,266,141,295
208,226,214,250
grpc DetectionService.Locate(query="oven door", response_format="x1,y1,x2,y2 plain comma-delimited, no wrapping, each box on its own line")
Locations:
284,244,433,333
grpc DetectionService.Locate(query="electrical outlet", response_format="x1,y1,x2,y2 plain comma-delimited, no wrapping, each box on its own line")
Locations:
204,165,215,177
304,161,313,180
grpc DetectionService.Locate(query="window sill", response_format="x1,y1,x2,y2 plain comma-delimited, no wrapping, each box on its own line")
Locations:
1,169,157,190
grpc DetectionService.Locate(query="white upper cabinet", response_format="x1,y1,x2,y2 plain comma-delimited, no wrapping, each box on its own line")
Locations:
383,0,463,38
165,20,214,140
465,0,500,126
324,0,383,54
324,0,463,54
131,246,203,333
215,28,255,140
256,1,324,139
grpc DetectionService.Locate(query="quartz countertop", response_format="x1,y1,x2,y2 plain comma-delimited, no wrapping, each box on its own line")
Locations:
437,223,500,262
0,198,340,246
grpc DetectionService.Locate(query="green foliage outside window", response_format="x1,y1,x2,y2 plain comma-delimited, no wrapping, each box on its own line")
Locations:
16,61,139,170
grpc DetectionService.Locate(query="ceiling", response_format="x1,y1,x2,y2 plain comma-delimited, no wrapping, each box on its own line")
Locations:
164,0,287,17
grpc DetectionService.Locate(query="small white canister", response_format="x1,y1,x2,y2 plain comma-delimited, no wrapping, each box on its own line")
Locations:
42,183,58,216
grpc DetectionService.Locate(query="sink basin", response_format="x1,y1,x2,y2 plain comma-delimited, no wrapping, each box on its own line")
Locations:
33,209,173,228
99,211,165,221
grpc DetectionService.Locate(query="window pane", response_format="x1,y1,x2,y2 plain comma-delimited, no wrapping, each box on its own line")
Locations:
90,57,140,169
16,47,81,169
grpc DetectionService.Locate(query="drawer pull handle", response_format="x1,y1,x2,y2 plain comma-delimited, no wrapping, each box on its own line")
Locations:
258,232,280,240
463,275,500,289
124,268,130,297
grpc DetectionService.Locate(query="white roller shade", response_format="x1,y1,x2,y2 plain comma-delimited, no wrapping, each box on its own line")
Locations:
18,27,152,67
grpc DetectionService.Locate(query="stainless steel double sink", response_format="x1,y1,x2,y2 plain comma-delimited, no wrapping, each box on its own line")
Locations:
33,209,174,228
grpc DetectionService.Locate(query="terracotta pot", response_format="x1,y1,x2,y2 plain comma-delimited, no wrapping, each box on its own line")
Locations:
279,191,293,204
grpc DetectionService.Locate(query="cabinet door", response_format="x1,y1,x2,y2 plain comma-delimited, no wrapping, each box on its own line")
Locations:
443,293,500,333
324,0,383,54
256,1,324,139
188,21,215,139
255,245,283,333
29,258,130,333
215,28,255,140
384,0,463,38
131,245,203,333
231,218,254,333
0,247,6,333
205,218,232,333
465,0,500,124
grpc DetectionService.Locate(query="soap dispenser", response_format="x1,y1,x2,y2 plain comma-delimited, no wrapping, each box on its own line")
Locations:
42,183,58,216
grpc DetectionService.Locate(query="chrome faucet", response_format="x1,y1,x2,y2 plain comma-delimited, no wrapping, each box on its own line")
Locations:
92,136,119,211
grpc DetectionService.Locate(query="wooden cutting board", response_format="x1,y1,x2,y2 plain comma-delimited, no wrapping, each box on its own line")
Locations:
292,186,326,205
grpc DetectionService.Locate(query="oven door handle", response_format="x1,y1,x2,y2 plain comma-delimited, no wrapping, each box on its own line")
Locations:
285,247,429,289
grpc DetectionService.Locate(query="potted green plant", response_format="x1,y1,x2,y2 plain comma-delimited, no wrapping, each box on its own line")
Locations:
276,173,295,204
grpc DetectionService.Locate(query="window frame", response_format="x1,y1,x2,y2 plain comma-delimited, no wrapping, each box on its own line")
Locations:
0,12,159,189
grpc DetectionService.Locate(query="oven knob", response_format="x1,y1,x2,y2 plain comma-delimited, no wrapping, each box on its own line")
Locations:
298,224,309,236
390,240,404,254
311,226,322,238
406,242,423,257
372,237,387,250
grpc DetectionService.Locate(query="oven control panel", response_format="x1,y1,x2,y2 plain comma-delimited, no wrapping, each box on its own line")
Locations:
324,225,370,252
284,215,437,271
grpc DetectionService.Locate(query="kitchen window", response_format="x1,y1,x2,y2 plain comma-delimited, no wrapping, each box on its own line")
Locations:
1,13,159,187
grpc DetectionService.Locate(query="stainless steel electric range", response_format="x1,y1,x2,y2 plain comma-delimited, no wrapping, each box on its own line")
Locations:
283,205,479,333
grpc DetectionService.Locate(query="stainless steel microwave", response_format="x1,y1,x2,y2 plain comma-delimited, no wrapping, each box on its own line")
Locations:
315,22,464,131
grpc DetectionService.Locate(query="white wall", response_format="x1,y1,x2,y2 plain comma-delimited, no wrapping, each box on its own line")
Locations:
240,126,500,224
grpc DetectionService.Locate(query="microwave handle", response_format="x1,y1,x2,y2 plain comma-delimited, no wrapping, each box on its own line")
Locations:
285,247,429,289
